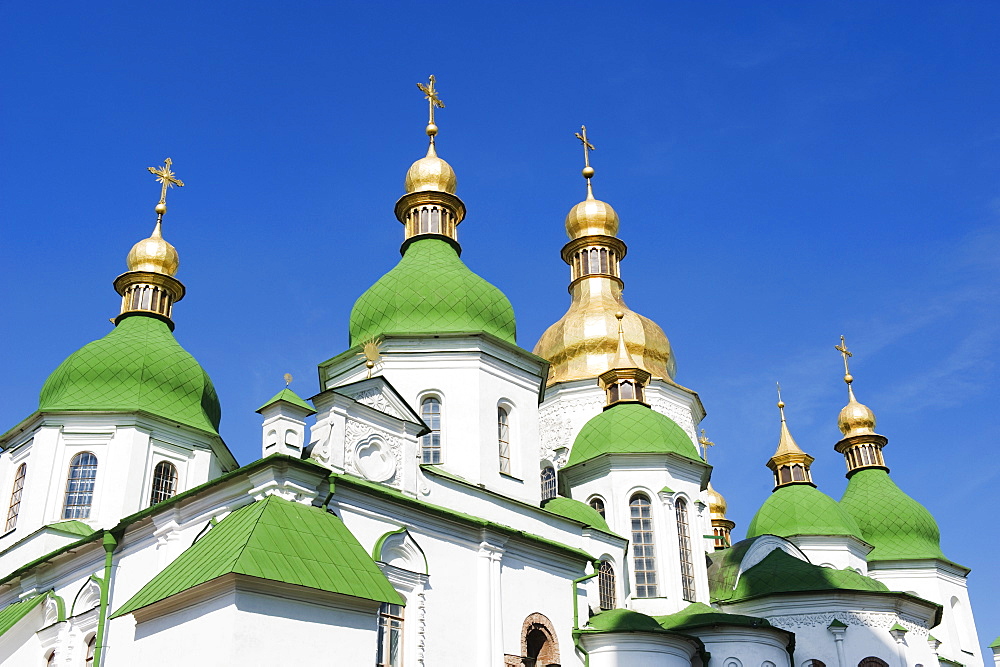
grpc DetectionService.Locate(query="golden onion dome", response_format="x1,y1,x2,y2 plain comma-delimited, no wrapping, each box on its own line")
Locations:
126,221,179,276
404,145,457,195
838,381,877,437
565,196,620,239
707,482,727,519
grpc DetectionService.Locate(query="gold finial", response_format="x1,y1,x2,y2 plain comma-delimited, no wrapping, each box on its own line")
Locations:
575,125,596,199
358,337,383,378
147,158,184,218
698,428,715,462
835,335,854,384
283,373,293,387
776,381,787,419
416,75,445,147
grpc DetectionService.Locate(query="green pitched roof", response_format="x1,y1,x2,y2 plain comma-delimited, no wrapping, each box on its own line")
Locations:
45,520,95,538
568,403,701,467
584,608,665,634
39,315,221,434
989,635,1000,649
746,484,863,541
654,602,775,632
712,547,888,604
348,238,516,346
112,495,401,618
0,593,46,637
256,388,315,414
839,468,945,562
542,497,613,534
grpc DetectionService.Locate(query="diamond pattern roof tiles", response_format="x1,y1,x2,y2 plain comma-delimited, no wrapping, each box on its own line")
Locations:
39,315,221,433
568,403,701,467
746,483,863,541
654,602,775,631
839,468,945,562
348,238,516,346
112,495,401,618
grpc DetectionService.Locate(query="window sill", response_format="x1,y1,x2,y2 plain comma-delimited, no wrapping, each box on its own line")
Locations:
499,472,523,483
0,528,14,539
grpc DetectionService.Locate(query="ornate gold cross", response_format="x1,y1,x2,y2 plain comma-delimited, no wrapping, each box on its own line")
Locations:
835,335,853,376
575,125,595,168
416,75,445,126
698,428,715,462
147,158,184,206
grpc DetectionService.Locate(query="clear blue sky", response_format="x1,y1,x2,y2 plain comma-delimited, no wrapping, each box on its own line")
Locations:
2,1,998,647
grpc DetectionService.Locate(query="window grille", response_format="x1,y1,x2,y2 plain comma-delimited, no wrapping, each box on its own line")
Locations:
498,407,511,474
420,397,442,464
62,452,98,520
5,463,26,533
589,497,605,518
149,461,178,506
676,498,696,601
540,466,557,500
598,560,616,610
630,494,657,597
377,602,404,667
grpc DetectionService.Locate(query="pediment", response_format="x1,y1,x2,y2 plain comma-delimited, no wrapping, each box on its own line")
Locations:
332,377,423,427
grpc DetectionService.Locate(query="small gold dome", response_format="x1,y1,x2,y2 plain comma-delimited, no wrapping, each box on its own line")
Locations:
565,197,619,239
404,148,457,195
707,482,727,518
126,222,179,276
838,384,876,437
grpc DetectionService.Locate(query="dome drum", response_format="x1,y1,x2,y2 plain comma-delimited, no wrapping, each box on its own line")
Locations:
113,270,185,329
395,191,466,243
561,235,627,287
834,433,889,476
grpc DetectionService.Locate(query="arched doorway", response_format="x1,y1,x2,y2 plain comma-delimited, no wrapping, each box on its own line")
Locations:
504,612,560,666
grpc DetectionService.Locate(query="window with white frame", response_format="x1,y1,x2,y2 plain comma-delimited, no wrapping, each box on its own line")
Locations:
149,460,178,507
498,406,511,474
540,465,557,500
598,560,616,610
62,452,98,520
630,493,657,597
675,497,696,601
419,397,442,464
376,602,404,667
5,463,26,532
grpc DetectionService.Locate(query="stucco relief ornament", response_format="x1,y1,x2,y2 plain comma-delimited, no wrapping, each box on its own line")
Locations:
647,396,697,441
354,435,397,482
352,387,406,420
766,611,929,634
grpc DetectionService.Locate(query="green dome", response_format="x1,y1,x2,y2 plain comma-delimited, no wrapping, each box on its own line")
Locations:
585,608,664,634
746,484,863,541
542,497,613,534
839,468,945,561
39,315,221,434
567,403,701,468
348,238,516,346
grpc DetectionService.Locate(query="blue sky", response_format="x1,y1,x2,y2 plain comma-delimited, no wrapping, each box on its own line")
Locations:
2,1,999,648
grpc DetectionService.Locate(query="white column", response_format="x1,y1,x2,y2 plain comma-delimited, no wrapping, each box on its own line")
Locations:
828,620,848,667
478,536,506,666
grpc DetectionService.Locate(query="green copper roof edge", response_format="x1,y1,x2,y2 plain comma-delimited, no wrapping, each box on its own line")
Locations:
561,450,710,473
319,332,549,372
422,465,624,540
45,520,95,538
0,592,48,638
371,526,409,561
333,472,596,562
256,388,316,414
988,635,1000,649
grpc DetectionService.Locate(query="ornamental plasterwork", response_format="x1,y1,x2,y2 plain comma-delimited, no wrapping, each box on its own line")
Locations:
765,611,930,635
647,396,697,442
348,387,406,420
415,590,427,667
345,419,403,488
538,395,604,468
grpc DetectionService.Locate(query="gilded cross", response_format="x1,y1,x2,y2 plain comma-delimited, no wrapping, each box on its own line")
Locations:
698,428,715,462
575,125,595,168
776,381,787,420
416,75,445,126
835,335,853,376
147,158,184,205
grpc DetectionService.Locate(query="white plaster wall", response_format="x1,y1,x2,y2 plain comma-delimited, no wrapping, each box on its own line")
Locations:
695,627,790,667
787,535,870,575
582,633,698,667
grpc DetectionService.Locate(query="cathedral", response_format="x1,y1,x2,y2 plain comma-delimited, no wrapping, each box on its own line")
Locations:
0,77,988,666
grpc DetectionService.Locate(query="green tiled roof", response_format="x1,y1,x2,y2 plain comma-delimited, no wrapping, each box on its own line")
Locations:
542,497,612,534
39,315,221,434
839,468,945,562
654,602,775,632
256,388,315,414
989,635,1000,649
711,547,888,604
584,608,665,634
567,403,701,467
112,495,401,618
746,484,863,541
348,238,516,346
0,593,46,637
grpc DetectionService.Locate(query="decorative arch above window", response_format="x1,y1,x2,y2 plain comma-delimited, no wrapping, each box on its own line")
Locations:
149,460,178,507
62,452,98,520
598,560,616,610
630,493,657,597
540,465,557,500
5,462,26,532
419,396,442,464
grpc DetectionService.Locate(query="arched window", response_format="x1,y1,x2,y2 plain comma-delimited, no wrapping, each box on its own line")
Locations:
376,602,404,667
498,406,511,474
62,452,98,520
540,466,557,500
5,463,26,533
676,497,696,601
84,634,96,665
589,497,605,518
598,560,616,610
803,661,826,667
630,494,657,597
149,461,178,507
858,659,888,667
420,397,442,464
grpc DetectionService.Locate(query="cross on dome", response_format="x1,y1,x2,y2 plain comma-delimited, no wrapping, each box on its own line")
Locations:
147,158,184,217
417,75,445,145
575,125,597,198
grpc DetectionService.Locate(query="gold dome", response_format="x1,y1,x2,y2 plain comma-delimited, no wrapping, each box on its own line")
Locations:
838,383,876,437
533,283,675,385
565,196,619,239
126,221,179,276
404,145,457,195
707,482,727,519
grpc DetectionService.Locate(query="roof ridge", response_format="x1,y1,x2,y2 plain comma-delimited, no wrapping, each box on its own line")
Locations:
228,496,274,572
